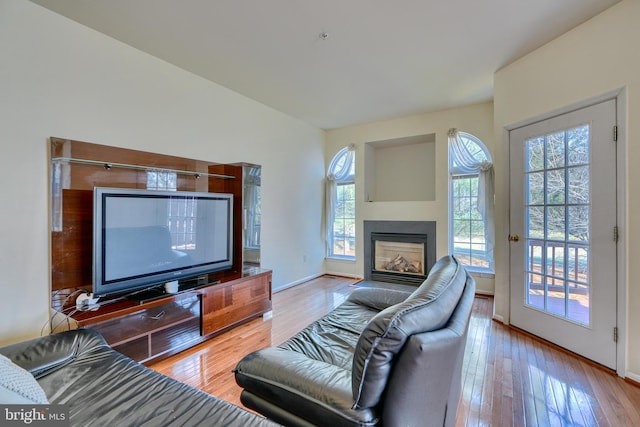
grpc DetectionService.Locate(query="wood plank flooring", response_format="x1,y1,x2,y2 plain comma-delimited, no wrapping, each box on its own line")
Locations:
149,276,640,426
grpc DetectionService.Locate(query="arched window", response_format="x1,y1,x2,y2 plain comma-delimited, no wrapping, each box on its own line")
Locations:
448,130,494,272
326,146,355,259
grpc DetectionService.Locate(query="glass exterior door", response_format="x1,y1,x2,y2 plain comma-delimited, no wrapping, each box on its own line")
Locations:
509,100,617,369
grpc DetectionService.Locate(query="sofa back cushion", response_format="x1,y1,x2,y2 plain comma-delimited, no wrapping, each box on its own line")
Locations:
351,255,467,409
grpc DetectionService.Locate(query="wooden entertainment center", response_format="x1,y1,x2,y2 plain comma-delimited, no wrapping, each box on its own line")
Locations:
50,138,271,363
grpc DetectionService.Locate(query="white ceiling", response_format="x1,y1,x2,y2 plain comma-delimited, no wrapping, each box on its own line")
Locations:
30,0,620,129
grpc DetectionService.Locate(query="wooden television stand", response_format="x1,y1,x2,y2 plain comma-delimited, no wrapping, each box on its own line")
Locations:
56,268,272,364
48,138,270,364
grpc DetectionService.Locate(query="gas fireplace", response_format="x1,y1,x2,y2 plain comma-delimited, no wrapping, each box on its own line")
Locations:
364,221,436,286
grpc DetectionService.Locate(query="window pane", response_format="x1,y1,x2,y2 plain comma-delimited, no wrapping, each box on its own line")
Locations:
454,219,471,242
330,183,355,258
469,177,479,197
568,166,589,204
456,198,471,220
546,132,566,169
526,137,545,172
527,272,545,310
527,207,544,239
470,220,485,240
344,217,355,257
547,280,566,317
527,241,544,278
567,245,589,284
546,169,565,205
454,177,471,196
567,125,589,166
527,172,544,205
568,281,589,325
546,206,565,241
568,206,589,242
332,218,345,256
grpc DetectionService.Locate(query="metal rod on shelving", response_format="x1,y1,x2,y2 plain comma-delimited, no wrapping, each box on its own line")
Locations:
51,157,236,179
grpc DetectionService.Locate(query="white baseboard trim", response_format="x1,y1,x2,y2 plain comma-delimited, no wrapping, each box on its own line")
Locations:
273,272,364,293
475,290,495,296
273,273,323,293
492,314,505,324
324,271,363,280
625,370,640,383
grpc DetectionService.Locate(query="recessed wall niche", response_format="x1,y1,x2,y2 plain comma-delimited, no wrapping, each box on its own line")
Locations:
364,133,436,202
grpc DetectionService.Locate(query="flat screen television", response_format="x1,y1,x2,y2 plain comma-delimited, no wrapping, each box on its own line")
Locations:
93,187,233,297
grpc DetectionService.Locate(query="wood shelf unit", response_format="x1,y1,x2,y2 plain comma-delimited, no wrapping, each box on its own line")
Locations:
88,292,201,362
69,269,272,364
202,270,272,335
49,138,271,363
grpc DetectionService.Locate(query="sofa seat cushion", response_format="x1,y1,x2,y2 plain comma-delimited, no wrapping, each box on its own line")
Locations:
235,347,379,427
352,255,467,408
278,299,380,371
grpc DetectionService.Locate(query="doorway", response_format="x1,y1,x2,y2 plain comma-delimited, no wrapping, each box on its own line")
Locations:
509,99,618,369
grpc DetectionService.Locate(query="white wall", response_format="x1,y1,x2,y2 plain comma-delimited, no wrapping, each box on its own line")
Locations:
369,139,436,202
324,102,495,294
493,0,640,377
0,0,325,345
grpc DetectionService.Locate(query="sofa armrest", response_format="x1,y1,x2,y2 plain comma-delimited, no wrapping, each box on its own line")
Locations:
382,273,475,427
235,347,378,426
382,327,465,427
346,287,411,311
0,329,109,379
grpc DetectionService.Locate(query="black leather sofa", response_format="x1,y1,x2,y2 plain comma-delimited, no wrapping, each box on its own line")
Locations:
0,328,279,426
234,255,475,427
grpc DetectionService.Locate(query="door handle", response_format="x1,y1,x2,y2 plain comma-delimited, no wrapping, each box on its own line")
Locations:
508,234,520,242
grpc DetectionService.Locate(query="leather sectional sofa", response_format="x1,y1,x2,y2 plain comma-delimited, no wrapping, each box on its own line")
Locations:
234,255,475,427
1,255,473,427
0,328,279,426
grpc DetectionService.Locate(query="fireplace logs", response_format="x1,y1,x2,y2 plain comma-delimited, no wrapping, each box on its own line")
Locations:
384,254,422,274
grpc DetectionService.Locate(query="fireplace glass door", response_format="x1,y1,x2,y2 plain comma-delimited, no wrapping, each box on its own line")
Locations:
374,240,425,276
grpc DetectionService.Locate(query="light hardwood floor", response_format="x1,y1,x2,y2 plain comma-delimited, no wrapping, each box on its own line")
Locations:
150,276,640,426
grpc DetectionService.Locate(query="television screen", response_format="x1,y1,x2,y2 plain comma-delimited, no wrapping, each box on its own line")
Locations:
93,187,233,297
